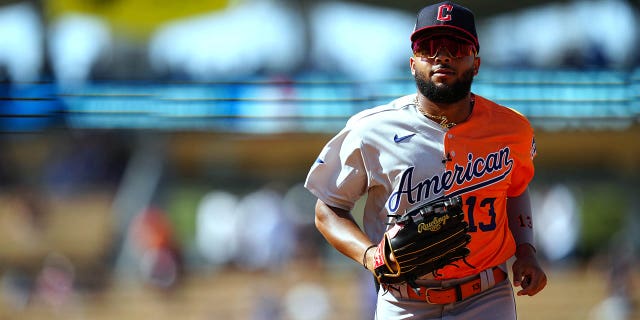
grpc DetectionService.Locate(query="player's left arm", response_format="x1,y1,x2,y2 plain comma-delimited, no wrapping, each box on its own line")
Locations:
507,188,547,296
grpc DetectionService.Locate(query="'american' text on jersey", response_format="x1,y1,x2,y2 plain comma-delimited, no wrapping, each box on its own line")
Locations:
387,147,514,212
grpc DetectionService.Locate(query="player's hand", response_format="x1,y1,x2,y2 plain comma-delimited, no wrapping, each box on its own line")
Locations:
364,243,398,273
366,243,399,273
511,244,547,296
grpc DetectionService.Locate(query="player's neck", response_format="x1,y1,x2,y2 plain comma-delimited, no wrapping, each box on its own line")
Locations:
415,93,474,128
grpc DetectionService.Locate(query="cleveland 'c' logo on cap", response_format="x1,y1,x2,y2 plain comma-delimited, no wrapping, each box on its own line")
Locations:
437,4,453,21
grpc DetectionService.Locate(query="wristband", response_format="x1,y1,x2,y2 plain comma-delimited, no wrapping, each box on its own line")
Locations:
362,245,377,270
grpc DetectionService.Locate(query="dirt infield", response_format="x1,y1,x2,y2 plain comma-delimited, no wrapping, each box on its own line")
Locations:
1,263,637,320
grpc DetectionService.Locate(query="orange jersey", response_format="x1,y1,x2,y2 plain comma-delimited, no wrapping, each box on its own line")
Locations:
439,95,535,278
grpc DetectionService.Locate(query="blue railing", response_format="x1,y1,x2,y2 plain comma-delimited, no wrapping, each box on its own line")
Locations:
1,68,638,132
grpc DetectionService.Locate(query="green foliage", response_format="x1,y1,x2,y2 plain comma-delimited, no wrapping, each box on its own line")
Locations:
577,184,628,257
165,185,209,246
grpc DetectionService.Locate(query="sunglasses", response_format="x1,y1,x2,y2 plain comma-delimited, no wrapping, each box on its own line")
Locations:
412,36,477,60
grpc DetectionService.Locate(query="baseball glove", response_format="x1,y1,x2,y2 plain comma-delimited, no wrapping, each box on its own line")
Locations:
372,196,472,285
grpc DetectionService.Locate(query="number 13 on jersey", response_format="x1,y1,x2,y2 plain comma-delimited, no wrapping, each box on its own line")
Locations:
464,196,497,232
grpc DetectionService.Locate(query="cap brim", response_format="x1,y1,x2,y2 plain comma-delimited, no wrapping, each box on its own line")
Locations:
411,25,479,48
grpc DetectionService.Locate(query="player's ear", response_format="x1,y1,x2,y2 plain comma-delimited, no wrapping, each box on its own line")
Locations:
473,56,481,75
410,56,417,76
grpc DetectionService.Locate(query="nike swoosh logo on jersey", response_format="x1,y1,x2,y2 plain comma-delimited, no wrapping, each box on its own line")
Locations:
394,133,416,143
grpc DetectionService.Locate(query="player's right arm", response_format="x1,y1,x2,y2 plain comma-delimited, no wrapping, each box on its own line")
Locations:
315,199,376,270
305,114,383,270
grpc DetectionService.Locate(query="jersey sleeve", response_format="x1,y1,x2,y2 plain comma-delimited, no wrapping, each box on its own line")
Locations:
304,126,368,210
507,121,536,197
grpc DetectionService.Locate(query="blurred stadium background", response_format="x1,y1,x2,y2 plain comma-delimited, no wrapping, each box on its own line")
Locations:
0,0,639,319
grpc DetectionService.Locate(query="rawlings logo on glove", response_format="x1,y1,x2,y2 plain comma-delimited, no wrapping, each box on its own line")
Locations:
418,214,450,233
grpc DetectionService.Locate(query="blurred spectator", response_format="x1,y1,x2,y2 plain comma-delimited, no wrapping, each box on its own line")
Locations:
533,184,579,262
250,288,282,320
129,207,183,290
195,190,240,268
282,183,325,264
234,187,295,271
283,282,331,320
590,217,637,320
282,183,316,227
33,252,76,311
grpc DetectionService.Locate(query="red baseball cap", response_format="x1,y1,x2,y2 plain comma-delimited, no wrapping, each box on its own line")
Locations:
410,1,479,53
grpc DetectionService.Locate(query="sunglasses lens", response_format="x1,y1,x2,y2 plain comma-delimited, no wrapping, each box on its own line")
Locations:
414,37,475,58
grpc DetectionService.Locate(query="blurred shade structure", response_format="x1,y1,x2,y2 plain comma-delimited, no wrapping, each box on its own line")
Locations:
479,0,639,68
0,0,637,132
45,0,231,39
0,0,639,319
0,2,43,82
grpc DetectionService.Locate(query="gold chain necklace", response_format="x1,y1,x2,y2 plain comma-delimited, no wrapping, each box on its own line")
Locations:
414,97,456,129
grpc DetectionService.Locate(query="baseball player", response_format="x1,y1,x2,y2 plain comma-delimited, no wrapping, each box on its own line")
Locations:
304,2,547,319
